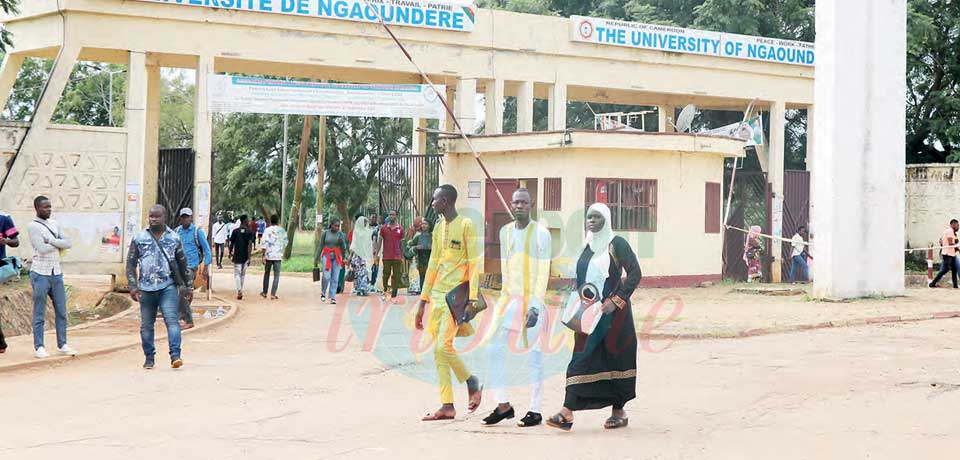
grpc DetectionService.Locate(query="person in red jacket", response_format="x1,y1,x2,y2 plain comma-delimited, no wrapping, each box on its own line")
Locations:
378,210,404,304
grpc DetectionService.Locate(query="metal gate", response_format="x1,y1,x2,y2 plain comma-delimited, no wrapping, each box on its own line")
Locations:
722,170,772,282
378,154,443,225
158,148,195,227
780,170,811,279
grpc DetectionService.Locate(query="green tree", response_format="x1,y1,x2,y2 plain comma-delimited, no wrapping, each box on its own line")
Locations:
0,0,19,53
159,70,195,148
323,116,412,229
906,0,960,163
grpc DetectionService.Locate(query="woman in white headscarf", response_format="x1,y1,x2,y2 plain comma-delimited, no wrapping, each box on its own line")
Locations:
547,203,642,432
350,216,374,296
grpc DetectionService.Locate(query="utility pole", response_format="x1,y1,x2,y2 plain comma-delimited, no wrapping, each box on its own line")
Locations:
281,114,288,223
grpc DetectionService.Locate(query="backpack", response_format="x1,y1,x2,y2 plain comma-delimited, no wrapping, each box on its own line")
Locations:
0,256,23,284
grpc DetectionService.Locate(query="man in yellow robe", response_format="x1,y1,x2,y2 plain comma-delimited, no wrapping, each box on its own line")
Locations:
416,184,483,421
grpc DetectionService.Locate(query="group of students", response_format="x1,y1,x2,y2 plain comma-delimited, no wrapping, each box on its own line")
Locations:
313,211,433,305
210,214,288,301
411,184,642,432
0,199,207,363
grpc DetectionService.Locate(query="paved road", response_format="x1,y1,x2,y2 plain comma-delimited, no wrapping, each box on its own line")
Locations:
2,274,959,459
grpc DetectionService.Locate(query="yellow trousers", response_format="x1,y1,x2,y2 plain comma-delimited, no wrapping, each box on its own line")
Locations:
431,307,471,405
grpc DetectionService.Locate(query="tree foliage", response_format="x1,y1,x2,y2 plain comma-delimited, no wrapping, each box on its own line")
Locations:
906,0,960,163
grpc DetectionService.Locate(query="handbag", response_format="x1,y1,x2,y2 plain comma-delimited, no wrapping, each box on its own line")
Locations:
0,256,22,284
345,269,356,283
445,281,488,325
312,267,321,282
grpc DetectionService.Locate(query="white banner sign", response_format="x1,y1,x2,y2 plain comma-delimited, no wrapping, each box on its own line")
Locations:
208,75,447,119
571,16,814,67
132,0,477,32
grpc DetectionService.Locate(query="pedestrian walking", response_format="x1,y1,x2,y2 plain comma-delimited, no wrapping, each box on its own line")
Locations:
256,216,266,246
546,202,641,432
789,226,811,283
408,219,432,295
229,215,255,300
349,216,374,296
259,215,287,299
27,196,77,359
369,213,382,292
212,215,228,269
930,219,959,289
127,205,191,369
176,208,212,330
379,210,405,304
315,219,347,304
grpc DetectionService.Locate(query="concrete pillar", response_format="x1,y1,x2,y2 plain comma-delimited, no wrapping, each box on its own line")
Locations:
441,86,455,132
517,81,534,133
143,58,161,225
193,55,214,230
547,81,566,131
0,53,25,116
658,105,675,132
124,51,147,259
805,105,814,172
769,100,786,282
411,117,427,153
812,0,907,298
454,78,477,134
805,104,814,236
484,79,504,135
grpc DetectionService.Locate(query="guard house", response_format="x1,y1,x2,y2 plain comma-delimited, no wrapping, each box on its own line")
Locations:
440,130,745,287
0,1,813,285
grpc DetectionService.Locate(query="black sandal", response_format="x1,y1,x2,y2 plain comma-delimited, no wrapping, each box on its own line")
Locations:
604,415,629,429
546,413,573,431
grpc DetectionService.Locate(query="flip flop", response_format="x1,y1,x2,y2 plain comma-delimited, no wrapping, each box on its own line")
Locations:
467,384,484,413
422,412,455,421
546,413,573,431
604,416,629,429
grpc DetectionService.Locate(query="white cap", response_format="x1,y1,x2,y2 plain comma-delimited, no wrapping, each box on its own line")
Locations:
179,208,193,217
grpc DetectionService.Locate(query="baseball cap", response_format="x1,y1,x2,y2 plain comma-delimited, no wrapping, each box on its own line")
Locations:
179,208,193,217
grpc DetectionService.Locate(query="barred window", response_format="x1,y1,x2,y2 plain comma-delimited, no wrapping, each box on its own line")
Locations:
543,178,561,211
585,178,657,232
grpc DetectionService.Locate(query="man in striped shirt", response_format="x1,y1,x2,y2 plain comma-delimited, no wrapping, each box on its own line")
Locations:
27,196,76,359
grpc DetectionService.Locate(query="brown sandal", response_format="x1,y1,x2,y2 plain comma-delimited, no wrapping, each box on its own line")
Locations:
422,411,455,421
467,385,483,413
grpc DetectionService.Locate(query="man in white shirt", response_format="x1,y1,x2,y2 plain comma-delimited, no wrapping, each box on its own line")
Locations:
789,225,810,283
483,188,551,428
212,215,228,269
27,195,77,359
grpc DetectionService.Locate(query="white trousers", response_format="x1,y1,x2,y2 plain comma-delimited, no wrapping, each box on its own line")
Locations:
487,317,545,413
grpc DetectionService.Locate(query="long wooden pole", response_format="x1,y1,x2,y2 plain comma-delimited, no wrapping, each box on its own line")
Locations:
314,116,326,250
283,115,312,260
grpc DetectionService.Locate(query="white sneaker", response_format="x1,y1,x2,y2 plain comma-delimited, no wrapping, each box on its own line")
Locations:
35,346,50,359
58,344,78,356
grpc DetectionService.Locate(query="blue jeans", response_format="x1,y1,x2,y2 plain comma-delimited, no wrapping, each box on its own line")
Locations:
321,254,342,301
140,285,182,359
30,272,68,350
789,255,809,282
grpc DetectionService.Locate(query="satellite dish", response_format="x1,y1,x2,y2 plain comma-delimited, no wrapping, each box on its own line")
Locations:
675,104,697,133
